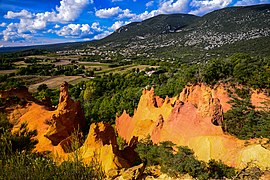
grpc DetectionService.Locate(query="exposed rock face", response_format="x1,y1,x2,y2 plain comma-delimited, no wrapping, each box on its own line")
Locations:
10,82,85,152
116,84,270,170
116,87,176,142
56,122,130,173
44,82,85,146
251,90,270,110
179,84,225,125
6,82,130,173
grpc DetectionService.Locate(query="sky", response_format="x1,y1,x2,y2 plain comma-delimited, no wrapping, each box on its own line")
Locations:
0,0,269,47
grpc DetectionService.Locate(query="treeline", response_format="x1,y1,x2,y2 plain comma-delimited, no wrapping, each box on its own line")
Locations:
70,70,167,124
66,53,269,127
1,53,269,140
0,74,25,91
0,49,48,70
17,64,86,76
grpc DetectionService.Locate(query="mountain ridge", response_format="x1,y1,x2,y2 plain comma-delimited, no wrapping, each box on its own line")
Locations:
1,4,270,59
100,4,270,51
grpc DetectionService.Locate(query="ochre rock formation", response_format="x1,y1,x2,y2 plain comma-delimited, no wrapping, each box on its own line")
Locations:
11,82,85,152
116,84,270,170
251,90,270,110
44,82,85,146
7,82,129,173
55,122,130,173
116,87,176,142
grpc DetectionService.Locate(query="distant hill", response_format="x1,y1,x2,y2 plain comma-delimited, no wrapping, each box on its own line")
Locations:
0,41,90,53
99,13,199,44
1,4,270,59
97,4,270,55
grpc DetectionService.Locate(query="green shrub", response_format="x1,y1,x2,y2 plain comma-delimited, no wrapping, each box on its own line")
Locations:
222,88,270,139
0,153,104,180
135,137,236,179
208,159,236,179
116,136,127,150
0,112,104,179
0,114,37,158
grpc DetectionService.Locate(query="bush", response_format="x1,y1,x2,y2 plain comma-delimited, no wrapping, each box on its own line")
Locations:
0,114,37,157
0,112,104,179
208,159,236,179
135,137,236,179
222,88,270,139
0,153,104,179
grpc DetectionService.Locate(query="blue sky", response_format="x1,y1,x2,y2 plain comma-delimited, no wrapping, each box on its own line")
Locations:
0,0,269,47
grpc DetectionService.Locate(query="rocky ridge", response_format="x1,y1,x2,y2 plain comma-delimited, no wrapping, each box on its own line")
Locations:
4,82,131,173
116,84,270,170
3,82,270,176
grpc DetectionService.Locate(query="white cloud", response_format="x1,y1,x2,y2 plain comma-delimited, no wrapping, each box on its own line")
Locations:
4,10,33,19
93,31,112,40
128,0,190,21
118,9,136,19
2,23,32,41
109,21,124,31
158,0,190,14
189,0,232,15
2,0,90,42
95,7,122,18
56,23,93,38
146,1,154,7
53,0,90,22
81,24,91,32
0,23,7,27
91,22,102,32
54,24,60,28
234,0,268,6
130,10,158,21
118,0,235,22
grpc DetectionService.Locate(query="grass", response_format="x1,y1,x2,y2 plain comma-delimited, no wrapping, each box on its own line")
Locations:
12,75,52,86
95,64,137,75
0,112,104,180
78,62,109,67
69,77,89,85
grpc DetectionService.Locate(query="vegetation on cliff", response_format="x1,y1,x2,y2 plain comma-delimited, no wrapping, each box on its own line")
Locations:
135,137,236,179
223,88,270,139
0,50,269,178
0,112,104,179
66,53,269,127
0,4,269,177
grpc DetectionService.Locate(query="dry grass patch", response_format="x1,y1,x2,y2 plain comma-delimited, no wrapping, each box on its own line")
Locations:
29,76,84,92
0,70,17,74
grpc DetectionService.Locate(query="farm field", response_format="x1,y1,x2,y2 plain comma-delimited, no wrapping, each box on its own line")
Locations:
1,52,160,93
0,69,17,74
28,76,87,92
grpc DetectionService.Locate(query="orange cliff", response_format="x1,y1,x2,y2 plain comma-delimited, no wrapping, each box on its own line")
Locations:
9,82,85,152
116,84,270,170
3,82,130,173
